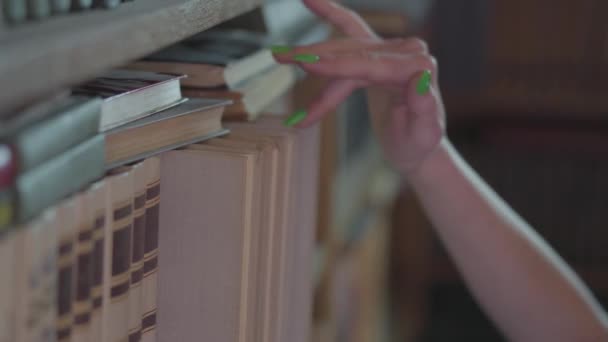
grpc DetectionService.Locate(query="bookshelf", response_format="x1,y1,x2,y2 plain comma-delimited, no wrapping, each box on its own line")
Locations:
0,0,262,115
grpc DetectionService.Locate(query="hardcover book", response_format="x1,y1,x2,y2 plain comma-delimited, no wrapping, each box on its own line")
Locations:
102,171,133,342
86,181,107,342
73,70,185,131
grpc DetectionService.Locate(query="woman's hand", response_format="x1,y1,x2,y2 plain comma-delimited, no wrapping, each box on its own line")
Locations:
272,0,446,174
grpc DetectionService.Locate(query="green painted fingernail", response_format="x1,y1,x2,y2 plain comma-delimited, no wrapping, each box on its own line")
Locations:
416,70,432,95
271,45,292,54
284,109,307,127
293,54,320,63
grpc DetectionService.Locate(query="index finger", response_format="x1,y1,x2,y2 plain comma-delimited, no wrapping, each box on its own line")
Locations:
302,0,378,39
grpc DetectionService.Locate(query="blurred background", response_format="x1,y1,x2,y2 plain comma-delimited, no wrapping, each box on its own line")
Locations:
307,0,608,341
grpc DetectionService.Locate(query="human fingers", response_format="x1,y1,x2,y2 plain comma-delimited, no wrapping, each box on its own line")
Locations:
285,79,364,128
302,0,377,39
293,51,438,85
272,37,428,63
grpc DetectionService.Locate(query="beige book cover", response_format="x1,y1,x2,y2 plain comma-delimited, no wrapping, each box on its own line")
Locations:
141,157,160,342
102,171,133,342
224,119,298,342
72,193,93,342
158,145,261,342
86,181,107,342
19,210,58,342
227,117,320,342
129,162,147,342
0,228,24,342
55,199,78,342
208,133,282,342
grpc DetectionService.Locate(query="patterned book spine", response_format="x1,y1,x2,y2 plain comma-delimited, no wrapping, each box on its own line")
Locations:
88,182,107,342
129,163,146,342
18,211,58,342
72,194,93,342
56,200,77,342
141,157,160,342
0,227,24,342
102,171,133,342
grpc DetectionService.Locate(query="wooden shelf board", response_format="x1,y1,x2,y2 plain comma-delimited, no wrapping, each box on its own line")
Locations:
0,0,262,116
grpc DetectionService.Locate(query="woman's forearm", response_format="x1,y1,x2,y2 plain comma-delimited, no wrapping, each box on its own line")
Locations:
407,139,608,341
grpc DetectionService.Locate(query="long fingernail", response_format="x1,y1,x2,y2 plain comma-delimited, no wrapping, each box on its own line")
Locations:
271,45,292,54
293,54,320,63
284,109,307,127
416,70,432,95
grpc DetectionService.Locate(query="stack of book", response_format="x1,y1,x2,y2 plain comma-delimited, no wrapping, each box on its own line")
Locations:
2,0,128,27
0,157,161,342
0,69,230,230
128,29,297,121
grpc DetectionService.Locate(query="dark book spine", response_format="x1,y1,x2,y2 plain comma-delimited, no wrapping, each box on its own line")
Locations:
57,225,75,342
73,215,93,341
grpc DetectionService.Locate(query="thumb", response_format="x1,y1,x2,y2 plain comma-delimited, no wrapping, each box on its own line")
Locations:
404,70,444,146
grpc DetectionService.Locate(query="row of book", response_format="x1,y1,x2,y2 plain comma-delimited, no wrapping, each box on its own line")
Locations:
1,114,322,342
0,29,295,230
1,0,127,26
0,157,160,342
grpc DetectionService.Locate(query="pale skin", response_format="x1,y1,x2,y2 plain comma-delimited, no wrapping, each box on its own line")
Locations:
274,1,608,341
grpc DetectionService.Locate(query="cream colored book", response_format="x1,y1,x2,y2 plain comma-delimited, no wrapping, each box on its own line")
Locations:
158,144,263,342
102,171,133,342
0,228,24,342
56,199,77,342
72,193,93,342
86,181,107,342
141,157,160,342
129,162,147,342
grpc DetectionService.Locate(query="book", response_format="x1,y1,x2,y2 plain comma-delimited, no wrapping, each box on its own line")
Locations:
0,228,23,342
26,0,50,19
230,117,320,342
20,210,58,342
104,98,230,168
133,30,275,89
0,96,102,173
15,134,105,222
4,0,27,24
206,134,280,342
128,162,146,342
158,145,262,342
181,65,296,121
56,199,77,342
0,190,13,230
102,170,133,342
85,181,107,342
73,70,185,132
73,193,93,342
141,157,160,342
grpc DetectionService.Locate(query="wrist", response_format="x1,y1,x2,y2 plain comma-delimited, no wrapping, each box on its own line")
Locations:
402,138,457,187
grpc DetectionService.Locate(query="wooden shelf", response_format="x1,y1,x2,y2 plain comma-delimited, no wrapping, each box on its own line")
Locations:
0,0,262,115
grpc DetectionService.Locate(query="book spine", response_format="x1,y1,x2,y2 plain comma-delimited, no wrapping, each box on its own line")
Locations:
141,157,160,342
4,0,27,24
26,0,50,19
72,194,93,342
56,201,77,342
88,182,107,342
0,190,13,231
0,228,22,342
17,134,105,222
93,0,120,9
129,163,146,342
15,97,102,173
38,210,58,342
102,171,133,342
